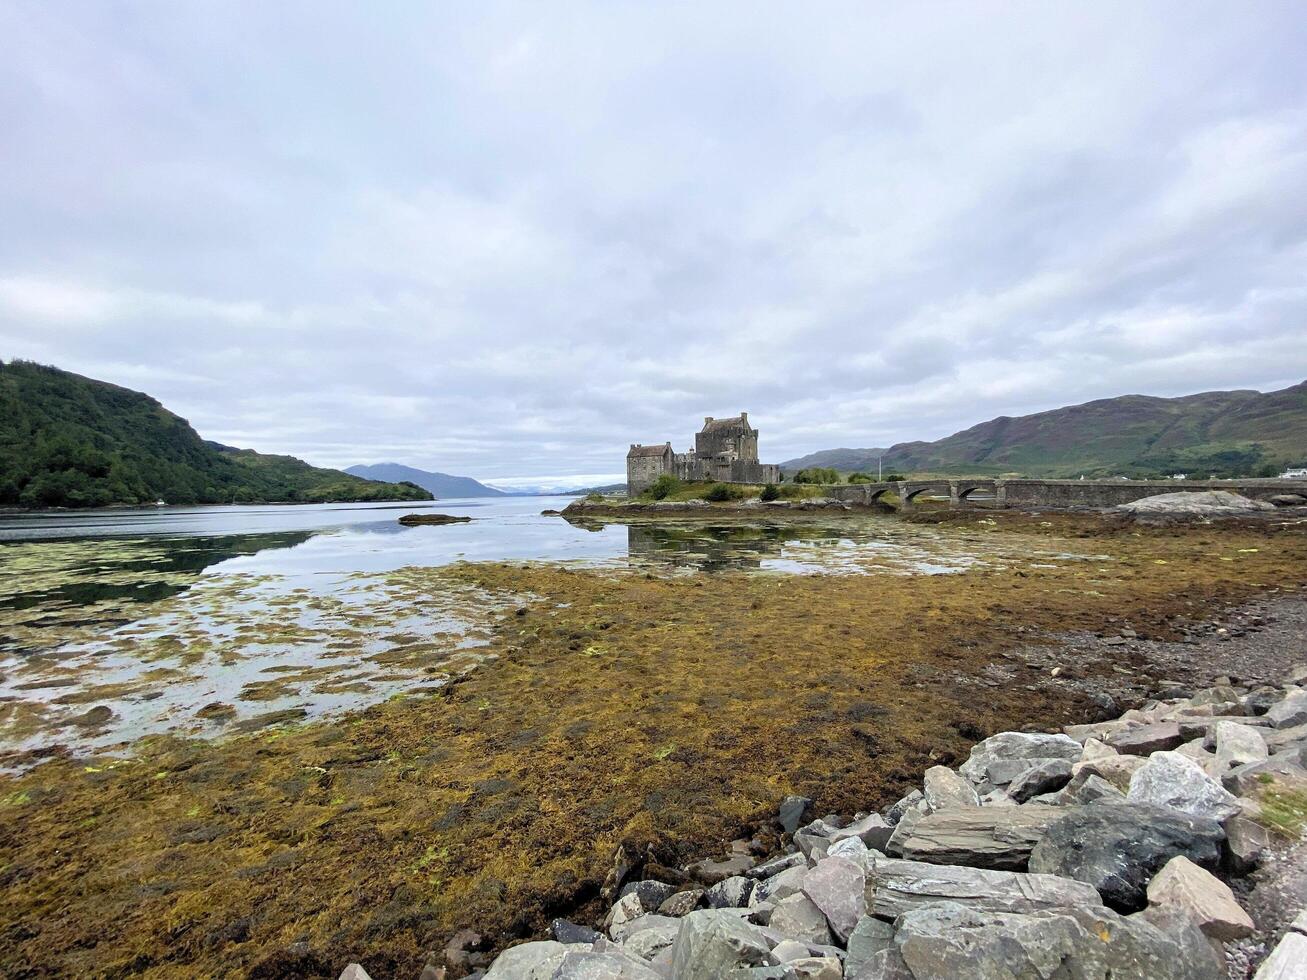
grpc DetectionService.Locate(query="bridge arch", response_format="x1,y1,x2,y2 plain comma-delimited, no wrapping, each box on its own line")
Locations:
902,482,952,504
956,480,999,502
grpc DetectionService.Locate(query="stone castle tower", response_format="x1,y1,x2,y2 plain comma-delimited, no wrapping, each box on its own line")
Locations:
626,412,780,494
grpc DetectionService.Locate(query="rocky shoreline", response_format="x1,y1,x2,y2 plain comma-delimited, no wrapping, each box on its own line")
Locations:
339,663,1307,979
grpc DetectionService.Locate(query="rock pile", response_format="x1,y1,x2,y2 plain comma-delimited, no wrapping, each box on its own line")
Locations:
344,668,1307,979
1116,491,1275,517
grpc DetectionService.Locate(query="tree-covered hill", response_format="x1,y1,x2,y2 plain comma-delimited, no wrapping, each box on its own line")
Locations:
0,360,432,508
783,381,1307,479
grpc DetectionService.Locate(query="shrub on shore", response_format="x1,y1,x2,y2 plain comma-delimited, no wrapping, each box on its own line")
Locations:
644,474,682,500
702,482,746,502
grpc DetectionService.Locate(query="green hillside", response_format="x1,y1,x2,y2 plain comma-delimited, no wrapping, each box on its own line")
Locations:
783,382,1307,479
0,360,433,508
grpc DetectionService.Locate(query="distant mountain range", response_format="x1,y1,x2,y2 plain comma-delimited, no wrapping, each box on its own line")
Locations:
345,463,507,498
0,360,432,508
782,447,890,473
782,381,1307,479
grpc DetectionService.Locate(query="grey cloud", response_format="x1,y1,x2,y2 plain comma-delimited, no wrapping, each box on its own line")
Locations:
2,1,1306,481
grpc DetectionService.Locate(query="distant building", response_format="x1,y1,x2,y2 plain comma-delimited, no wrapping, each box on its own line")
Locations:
626,412,781,494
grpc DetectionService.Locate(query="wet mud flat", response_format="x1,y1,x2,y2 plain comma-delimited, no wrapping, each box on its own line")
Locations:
2,513,1307,977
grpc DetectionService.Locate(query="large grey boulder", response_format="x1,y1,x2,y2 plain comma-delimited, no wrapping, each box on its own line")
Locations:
1144,855,1254,941
886,804,1064,870
605,892,647,938
866,853,1100,919
922,766,980,810
768,894,834,946
756,865,808,903
747,853,806,880
1108,722,1185,756
883,790,923,825
670,910,776,979
1267,692,1307,729
1223,809,1272,875
1060,773,1126,807
1213,721,1269,772
612,913,680,944
484,941,574,979
707,876,757,909
830,812,893,850
1007,759,1074,803
801,856,865,942
1067,754,1145,792
958,732,1082,785
1222,754,1307,796
844,916,895,977
890,901,1221,979
657,889,704,917
1253,932,1307,979
778,796,813,835
551,949,663,979
620,920,681,961
1265,722,1307,753
620,879,677,910
1028,803,1224,911
1126,751,1240,822
847,948,914,979
828,835,872,868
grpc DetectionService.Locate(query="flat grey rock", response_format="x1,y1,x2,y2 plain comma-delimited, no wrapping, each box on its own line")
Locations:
891,901,1222,979
866,853,1101,919
1108,722,1185,756
886,804,1064,870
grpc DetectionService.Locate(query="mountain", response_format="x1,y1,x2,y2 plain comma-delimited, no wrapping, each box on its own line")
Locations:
781,382,1307,479
781,447,889,473
344,463,507,498
0,360,432,508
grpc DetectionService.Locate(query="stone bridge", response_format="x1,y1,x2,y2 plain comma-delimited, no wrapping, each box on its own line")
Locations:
822,478,1307,511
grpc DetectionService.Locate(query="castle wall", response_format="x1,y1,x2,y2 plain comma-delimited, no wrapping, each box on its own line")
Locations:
626,450,672,494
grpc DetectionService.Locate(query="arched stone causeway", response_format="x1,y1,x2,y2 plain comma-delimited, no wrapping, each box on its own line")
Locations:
818,477,1306,511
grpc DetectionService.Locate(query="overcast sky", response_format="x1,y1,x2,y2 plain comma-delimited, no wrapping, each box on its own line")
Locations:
3,3,1306,486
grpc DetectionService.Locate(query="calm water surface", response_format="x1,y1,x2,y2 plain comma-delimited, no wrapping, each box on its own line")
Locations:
0,497,1104,766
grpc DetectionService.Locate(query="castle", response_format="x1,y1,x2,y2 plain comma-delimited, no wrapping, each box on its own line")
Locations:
626,412,781,494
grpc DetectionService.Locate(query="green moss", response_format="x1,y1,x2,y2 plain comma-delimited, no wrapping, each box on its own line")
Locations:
1258,785,1307,836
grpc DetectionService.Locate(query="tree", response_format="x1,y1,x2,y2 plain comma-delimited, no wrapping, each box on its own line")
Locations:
792,467,840,485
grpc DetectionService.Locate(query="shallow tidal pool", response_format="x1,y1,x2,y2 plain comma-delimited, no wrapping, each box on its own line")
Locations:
0,497,1108,767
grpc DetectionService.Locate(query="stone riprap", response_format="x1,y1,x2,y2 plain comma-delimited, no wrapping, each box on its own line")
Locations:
349,668,1307,979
